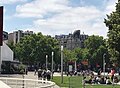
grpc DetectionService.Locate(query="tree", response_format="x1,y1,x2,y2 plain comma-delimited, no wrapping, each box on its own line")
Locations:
84,35,107,67
63,49,77,62
104,0,120,63
14,33,59,68
73,48,83,62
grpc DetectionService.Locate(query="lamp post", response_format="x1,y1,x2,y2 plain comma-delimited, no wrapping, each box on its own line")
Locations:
51,51,54,79
103,53,106,77
75,61,77,72
46,55,48,70
61,45,63,83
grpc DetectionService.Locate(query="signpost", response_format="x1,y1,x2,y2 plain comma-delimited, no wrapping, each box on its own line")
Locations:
0,6,3,73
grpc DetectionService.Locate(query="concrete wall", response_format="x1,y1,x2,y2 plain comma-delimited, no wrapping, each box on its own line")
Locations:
1,42,13,61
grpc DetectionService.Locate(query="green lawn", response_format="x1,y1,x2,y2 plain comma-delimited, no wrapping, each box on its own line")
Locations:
51,76,120,88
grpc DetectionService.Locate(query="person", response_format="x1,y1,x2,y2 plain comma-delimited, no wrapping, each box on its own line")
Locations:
85,76,92,84
98,68,101,76
118,68,120,76
106,77,112,85
34,69,37,75
111,68,115,82
82,76,86,88
38,69,42,80
42,70,47,80
46,70,51,81
114,76,119,83
74,71,77,76
25,67,28,75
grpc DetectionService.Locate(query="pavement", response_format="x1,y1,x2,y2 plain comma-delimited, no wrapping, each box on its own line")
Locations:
0,71,61,88
1,71,120,88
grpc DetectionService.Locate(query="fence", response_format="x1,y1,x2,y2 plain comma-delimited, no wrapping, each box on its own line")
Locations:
0,77,56,88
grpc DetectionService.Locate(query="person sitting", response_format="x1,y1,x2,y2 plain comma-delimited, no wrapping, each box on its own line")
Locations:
85,76,92,84
106,77,112,85
114,76,119,83
74,71,77,76
100,77,106,84
96,76,101,84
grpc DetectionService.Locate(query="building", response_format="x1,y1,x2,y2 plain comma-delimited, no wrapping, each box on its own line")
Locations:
55,30,88,50
0,31,13,72
2,31,13,62
3,31,8,40
8,30,33,44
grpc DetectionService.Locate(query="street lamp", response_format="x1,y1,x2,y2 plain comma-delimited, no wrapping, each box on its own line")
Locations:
46,55,48,70
51,51,54,79
103,53,106,77
61,45,63,83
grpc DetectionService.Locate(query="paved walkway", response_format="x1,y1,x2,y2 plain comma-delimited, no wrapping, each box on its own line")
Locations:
0,72,60,88
25,72,60,88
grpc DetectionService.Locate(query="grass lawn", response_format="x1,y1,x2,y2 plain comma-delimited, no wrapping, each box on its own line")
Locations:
51,76,120,88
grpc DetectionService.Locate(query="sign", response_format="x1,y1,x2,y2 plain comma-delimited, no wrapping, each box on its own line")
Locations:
69,65,72,72
0,6,3,46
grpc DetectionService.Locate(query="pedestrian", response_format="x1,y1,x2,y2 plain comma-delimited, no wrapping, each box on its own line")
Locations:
34,69,37,75
110,68,115,82
46,70,51,81
98,68,102,76
38,69,42,80
42,70,47,80
118,68,120,76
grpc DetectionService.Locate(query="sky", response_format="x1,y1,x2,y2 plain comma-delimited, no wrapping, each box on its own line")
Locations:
0,0,118,37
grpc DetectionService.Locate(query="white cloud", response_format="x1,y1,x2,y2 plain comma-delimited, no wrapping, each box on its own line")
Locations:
32,6,105,37
15,0,70,18
14,0,117,38
0,0,27,4
104,0,117,14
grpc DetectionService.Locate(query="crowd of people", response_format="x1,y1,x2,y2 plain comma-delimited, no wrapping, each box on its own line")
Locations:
82,68,120,85
36,69,51,81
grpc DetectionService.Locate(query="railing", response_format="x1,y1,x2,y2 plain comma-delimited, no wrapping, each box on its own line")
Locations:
0,77,56,88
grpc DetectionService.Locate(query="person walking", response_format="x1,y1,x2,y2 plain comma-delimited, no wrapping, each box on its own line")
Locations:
110,68,115,82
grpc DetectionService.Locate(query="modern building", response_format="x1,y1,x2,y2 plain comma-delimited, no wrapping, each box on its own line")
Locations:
8,30,33,44
0,31,13,72
55,30,88,50
2,31,13,62
1,42,13,62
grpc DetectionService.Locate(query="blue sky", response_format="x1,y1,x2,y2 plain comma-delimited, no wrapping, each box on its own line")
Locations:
0,0,117,37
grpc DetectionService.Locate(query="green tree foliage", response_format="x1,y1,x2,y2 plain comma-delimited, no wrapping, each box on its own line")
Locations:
104,0,120,63
84,35,107,66
63,49,77,62
73,48,83,62
14,33,59,66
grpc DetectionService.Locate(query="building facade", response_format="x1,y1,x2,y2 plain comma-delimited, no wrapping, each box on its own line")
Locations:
3,31,8,40
8,30,33,44
55,30,88,50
